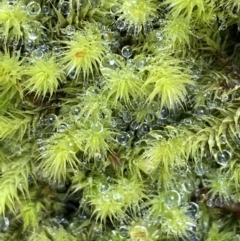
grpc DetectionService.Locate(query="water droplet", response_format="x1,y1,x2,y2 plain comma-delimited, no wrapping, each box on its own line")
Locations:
119,226,129,238
186,202,199,218
66,25,75,35
130,121,139,130
116,20,126,30
57,123,69,133
164,190,181,208
136,123,150,138
206,198,213,207
156,31,163,41
194,105,209,116
31,49,43,59
91,122,103,132
25,41,34,52
156,107,169,119
214,197,224,207
42,5,49,15
71,105,80,115
144,113,154,123
110,4,121,14
194,163,207,176
45,113,57,125
101,56,117,70
117,132,130,146
121,45,133,58
122,112,132,123
219,22,227,31
60,1,70,15
215,150,231,165
0,216,9,232
27,1,41,16
99,183,108,193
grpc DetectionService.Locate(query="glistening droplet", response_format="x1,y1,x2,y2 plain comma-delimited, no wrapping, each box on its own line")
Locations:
27,1,41,15
121,45,133,58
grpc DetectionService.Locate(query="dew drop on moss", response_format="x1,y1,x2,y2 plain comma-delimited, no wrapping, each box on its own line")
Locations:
57,123,69,133
164,190,181,208
45,113,58,125
215,150,231,165
119,226,129,238
66,25,75,35
117,132,130,146
27,1,41,16
42,5,49,15
0,216,9,232
194,105,209,116
60,1,70,15
121,45,132,58
31,49,43,59
71,105,80,116
116,20,126,30
91,122,103,132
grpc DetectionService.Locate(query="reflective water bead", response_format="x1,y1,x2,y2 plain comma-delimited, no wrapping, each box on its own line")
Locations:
164,190,181,208
130,121,139,130
214,197,224,207
121,45,133,58
110,4,121,14
117,132,130,146
187,202,199,218
91,122,103,133
119,226,129,238
156,31,163,41
71,105,80,115
144,113,154,123
45,113,57,125
27,1,41,15
98,184,108,193
31,49,43,59
66,25,75,35
122,112,132,123
60,1,70,15
136,123,150,138
25,41,34,52
194,105,209,116
116,20,126,30
156,107,169,119
101,56,117,70
57,123,69,133
215,150,231,165
0,216,9,232
42,5,49,15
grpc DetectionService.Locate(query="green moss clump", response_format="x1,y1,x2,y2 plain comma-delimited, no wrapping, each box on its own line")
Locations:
1,0,240,241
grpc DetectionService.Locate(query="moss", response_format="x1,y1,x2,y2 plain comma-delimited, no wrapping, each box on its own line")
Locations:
1,0,240,240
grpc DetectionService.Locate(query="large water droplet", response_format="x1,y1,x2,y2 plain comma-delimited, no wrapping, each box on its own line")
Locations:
27,1,41,16
215,150,231,165
119,226,129,238
194,105,209,116
45,113,58,125
0,216,9,232
65,25,75,35
164,190,181,208
121,45,133,58
57,123,69,133
60,2,70,15
91,122,103,132
31,49,43,59
117,132,130,146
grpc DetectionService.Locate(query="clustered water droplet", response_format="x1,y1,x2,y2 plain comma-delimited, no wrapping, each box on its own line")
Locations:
27,1,41,16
